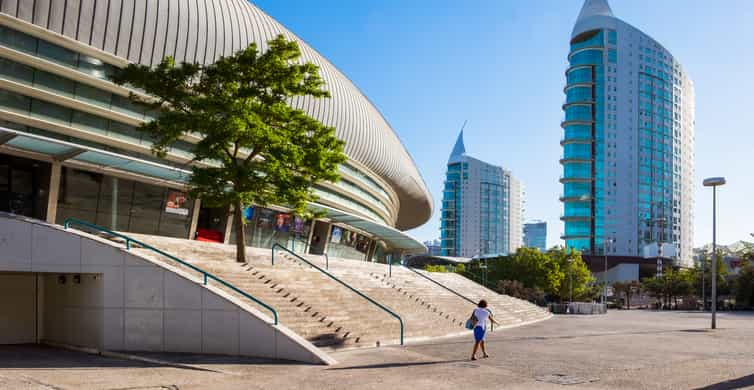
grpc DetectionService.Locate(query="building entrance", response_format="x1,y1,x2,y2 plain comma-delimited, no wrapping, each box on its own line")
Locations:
0,154,50,220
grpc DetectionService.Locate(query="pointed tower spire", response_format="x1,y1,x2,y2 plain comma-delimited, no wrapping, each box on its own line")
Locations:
576,0,614,23
448,121,467,165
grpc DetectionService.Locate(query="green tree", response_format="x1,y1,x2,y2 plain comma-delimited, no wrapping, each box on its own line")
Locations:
549,248,593,302
110,36,346,263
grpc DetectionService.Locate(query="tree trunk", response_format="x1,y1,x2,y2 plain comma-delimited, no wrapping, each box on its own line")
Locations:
234,200,246,263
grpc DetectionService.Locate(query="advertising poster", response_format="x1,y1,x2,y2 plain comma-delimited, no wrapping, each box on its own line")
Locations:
292,216,305,234
356,235,369,253
165,191,189,215
330,227,342,244
257,208,275,229
274,213,290,232
243,206,255,222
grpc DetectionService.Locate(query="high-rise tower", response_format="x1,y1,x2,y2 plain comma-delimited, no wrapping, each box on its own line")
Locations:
440,131,523,257
561,0,695,266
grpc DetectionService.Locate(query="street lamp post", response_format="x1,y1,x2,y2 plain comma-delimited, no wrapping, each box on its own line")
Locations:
569,256,574,303
603,238,614,305
703,177,726,330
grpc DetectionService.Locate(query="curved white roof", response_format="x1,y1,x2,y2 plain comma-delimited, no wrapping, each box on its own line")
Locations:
1,0,433,230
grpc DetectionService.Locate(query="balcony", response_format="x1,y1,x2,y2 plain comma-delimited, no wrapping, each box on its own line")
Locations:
559,176,593,184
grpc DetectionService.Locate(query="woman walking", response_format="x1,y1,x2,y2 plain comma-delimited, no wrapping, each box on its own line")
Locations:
470,299,499,360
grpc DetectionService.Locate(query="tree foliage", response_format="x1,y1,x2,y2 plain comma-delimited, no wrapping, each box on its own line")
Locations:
110,35,346,262
461,247,595,303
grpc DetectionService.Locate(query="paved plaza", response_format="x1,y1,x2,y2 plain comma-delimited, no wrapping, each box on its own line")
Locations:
1,310,754,389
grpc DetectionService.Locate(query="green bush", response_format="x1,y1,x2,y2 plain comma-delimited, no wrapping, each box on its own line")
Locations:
424,264,448,273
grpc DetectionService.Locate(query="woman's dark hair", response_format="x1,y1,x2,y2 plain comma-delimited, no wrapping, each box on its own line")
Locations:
478,299,488,308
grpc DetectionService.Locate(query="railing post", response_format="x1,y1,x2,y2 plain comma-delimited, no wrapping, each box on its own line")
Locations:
125,239,131,250
271,245,276,265
203,273,208,285
324,253,329,270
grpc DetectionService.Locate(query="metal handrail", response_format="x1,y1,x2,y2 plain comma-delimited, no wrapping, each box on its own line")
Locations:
271,243,404,345
405,266,495,331
404,266,476,305
64,218,279,325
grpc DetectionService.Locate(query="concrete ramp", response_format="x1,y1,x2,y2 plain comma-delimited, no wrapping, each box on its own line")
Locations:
0,213,333,365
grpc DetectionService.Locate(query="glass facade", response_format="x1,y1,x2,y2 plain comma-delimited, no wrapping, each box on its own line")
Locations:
327,225,372,261
561,29,605,253
55,167,194,238
440,162,461,256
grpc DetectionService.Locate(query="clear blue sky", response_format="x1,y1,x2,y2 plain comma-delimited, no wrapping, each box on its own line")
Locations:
253,0,754,248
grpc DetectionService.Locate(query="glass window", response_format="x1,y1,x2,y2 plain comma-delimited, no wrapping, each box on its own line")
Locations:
0,58,34,83
33,70,75,97
108,121,143,144
72,111,108,135
37,40,79,68
75,83,112,108
30,99,72,125
0,25,37,55
0,89,31,113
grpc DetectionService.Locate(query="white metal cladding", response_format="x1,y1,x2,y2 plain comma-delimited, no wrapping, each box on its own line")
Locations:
0,0,433,230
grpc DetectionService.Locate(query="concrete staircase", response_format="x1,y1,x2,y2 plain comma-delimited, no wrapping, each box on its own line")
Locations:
127,235,550,350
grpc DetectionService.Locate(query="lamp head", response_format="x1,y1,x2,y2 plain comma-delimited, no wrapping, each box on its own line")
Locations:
703,177,726,187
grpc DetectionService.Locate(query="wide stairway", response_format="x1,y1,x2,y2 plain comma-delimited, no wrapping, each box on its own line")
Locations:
128,235,550,350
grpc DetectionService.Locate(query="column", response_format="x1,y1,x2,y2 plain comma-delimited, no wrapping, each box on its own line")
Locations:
322,223,332,255
45,161,61,224
188,198,201,239
223,206,235,244
110,177,118,230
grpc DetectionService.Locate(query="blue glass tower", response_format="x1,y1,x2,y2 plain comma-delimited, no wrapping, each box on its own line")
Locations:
561,0,695,266
441,131,523,257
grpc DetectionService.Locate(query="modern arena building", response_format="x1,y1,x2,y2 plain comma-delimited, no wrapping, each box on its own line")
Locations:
0,0,551,364
0,0,432,261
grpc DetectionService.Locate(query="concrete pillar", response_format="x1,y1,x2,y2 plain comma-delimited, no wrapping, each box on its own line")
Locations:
45,161,61,224
110,177,118,230
223,206,235,244
322,223,332,255
365,240,377,262
188,198,201,239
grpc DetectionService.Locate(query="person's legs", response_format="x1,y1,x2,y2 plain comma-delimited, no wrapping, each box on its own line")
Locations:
480,340,489,358
471,326,484,360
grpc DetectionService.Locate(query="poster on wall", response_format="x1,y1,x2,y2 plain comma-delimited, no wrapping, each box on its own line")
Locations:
330,227,342,244
292,216,305,234
164,191,189,215
342,230,354,246
243,206,255,222
257,208,275,229
274,213,290,232
356,235,369,253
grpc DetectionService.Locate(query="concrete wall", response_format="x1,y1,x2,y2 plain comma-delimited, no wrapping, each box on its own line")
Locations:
0,273,36,344
594,263,640,284
42,273,103,349
0,213,333,364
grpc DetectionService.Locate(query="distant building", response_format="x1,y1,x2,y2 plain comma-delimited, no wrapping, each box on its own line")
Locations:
560,0,695,267
440,130,523,257
423,239,442,256
524,221,547,252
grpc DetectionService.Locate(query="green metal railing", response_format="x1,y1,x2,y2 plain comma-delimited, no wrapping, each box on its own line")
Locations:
271,243,404,345
64,218,279,325
405,266,495,331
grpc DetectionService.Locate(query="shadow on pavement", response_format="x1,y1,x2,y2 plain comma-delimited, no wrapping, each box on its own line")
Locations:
329,359,468,370
694,373,754,390
0,344,159,369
